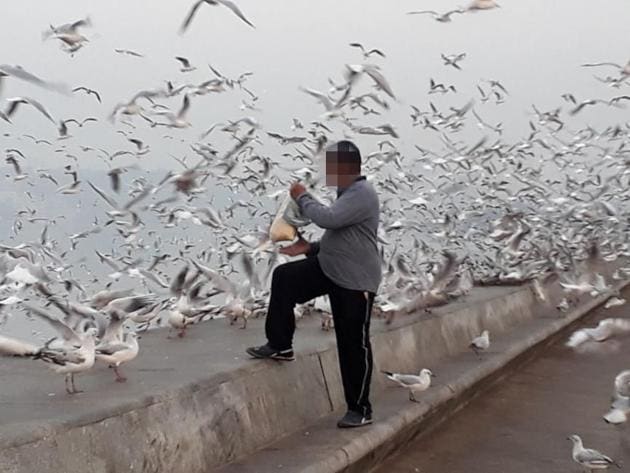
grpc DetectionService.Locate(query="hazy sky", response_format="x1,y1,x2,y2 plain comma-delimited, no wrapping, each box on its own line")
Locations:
1,0,628,172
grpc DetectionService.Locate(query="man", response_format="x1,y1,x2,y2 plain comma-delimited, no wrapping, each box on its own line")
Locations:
247,140,381,428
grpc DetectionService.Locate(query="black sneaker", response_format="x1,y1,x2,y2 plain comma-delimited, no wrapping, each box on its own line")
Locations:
337,410,373,429
246,343,295,361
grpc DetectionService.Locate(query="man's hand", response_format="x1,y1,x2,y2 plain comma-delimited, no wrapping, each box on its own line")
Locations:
279,237,311,257
289,181,307,200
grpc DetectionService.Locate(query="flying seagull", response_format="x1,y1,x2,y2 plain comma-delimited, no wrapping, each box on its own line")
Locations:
180,0,255,33
0,64,68,96
407,9,465,23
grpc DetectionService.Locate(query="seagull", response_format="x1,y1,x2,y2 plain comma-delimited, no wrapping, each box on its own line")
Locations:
19,305,98,394
466,0,501,11
175,56,196,73
603,370,630,424
4,97,56,124
180,0,255,33
43,17,91,53
382,368,435,402
614,370,630,398
0,64,68,95
604,296,626,309
569,98,624,116
5,156,27,181
59,117,98,137
566,318,630,347
114,48,144,58
153,94,192,128
407,9,465,22
441,53,467,70
470,330,490,356
344,63,396,99
95,332,140,382
109,89,163,122
582,60,630,76
349,42,386,59
568,435,620,472
72,86,102,103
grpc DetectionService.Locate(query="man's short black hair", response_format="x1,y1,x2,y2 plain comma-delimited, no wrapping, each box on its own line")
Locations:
326,140,361,168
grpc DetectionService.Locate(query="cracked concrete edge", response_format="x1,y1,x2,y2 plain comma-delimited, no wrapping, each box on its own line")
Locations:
296,280,630,473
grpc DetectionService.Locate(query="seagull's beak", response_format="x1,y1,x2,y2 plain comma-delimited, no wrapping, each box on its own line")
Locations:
431,373,437,377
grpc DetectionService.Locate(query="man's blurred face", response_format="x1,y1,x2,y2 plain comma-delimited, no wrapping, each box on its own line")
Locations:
325,151,357,187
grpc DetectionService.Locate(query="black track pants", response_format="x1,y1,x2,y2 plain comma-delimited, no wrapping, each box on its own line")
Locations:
265,256,374,416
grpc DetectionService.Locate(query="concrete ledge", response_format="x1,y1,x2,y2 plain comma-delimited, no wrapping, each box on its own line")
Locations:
217,276,630,473
0,266,626,472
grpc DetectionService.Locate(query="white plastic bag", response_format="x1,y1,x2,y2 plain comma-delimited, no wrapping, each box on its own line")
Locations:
269,195,297,242
283,198,311,228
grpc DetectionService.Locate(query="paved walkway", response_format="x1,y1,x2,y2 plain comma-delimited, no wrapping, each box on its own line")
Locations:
375,286,630,473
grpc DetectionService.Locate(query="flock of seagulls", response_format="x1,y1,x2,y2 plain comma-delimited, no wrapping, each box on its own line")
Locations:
0,1,628,468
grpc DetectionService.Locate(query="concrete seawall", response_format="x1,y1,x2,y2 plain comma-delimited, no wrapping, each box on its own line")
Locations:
0,266,625,473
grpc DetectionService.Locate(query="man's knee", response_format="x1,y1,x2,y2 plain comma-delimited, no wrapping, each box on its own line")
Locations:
271,262,291,284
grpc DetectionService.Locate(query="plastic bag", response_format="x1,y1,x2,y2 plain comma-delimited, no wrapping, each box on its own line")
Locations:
283,198,311,228
269,195,297,242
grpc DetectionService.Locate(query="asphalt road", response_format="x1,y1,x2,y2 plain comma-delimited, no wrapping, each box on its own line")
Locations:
375,286,630,473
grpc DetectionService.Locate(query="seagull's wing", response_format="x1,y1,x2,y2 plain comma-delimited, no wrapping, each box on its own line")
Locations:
192,260,236,295
406,10,438,15
299,87,334,111
0,64,68,94
0,335,38,356
88,181,119,209
576,449,614,466
178,94,191,119
6,97,55,123
170,265,189,295
175,56,190,68
180,0,205,33
368,48,386,58
23,305,80,344
96,341,128,355
349,42,365,52
26,97,56,123
363,65,396,99
95,250,123,272
581,62,622,70
123,186,151,211
106,294,155,314
391,374,422,386
217,0,256,28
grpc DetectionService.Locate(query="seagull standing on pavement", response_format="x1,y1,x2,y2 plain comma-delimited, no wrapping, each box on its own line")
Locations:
470,330,490,357
382,368,435,402
568,435,620,471
95,332,140,382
